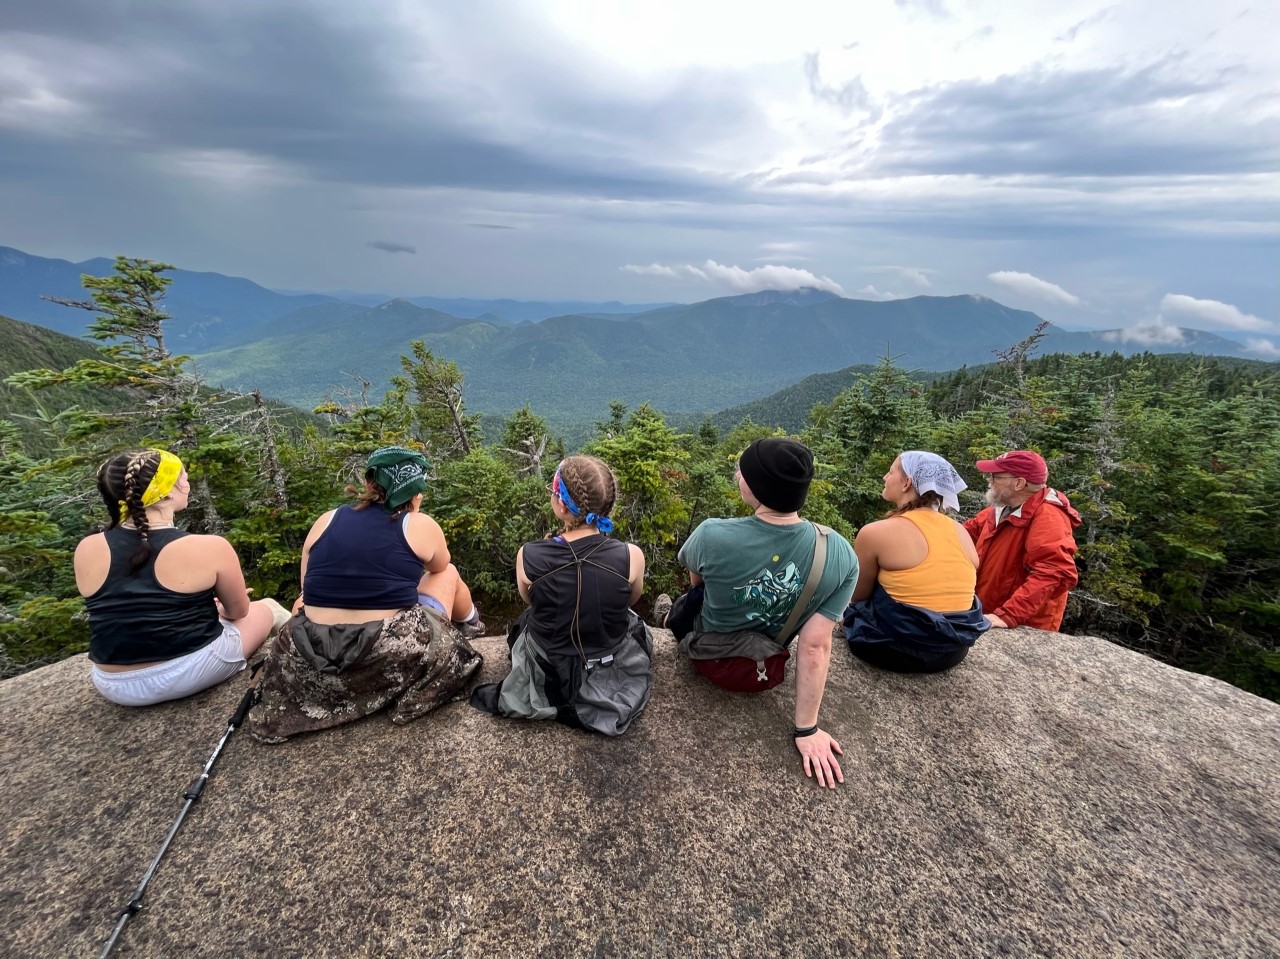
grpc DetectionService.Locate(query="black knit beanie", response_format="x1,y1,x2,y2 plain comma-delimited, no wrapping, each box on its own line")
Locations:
739,438,814,512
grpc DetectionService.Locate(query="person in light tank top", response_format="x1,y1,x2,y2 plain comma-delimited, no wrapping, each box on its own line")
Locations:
842,451,989,674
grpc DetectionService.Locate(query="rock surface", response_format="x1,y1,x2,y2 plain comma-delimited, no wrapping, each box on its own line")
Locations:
2,628,1278,958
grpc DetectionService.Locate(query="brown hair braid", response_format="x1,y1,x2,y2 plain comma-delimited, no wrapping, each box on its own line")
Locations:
95,449,162,574
556,455,617,530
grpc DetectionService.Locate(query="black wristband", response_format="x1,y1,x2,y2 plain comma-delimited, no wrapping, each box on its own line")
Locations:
792,723,819,739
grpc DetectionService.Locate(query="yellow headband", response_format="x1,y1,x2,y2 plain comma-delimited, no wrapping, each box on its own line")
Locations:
118,450,184,521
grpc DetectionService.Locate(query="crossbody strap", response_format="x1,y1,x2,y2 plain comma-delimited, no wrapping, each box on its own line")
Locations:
774,522,830,644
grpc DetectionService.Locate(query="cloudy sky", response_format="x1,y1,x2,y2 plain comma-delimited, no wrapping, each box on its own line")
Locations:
1,0,1276,344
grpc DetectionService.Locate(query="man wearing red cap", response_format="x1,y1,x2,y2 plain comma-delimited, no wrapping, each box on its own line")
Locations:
965,450,1081,631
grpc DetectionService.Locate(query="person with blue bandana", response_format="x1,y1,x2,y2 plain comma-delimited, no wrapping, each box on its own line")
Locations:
470,455,651,736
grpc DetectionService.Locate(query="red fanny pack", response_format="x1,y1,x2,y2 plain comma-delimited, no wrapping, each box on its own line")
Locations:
692,647,790,692
680,522,831,694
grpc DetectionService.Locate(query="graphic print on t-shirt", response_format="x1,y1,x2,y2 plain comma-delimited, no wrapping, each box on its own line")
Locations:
732,560,803,628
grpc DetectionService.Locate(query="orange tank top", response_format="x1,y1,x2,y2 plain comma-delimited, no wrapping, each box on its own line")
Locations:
877,509,977,613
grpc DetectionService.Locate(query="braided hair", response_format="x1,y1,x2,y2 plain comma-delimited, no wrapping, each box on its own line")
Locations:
95,450,162,575
556,456,618,531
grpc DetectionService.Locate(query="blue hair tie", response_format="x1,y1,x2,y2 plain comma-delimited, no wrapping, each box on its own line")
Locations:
555,473,614,534
585,512,615,534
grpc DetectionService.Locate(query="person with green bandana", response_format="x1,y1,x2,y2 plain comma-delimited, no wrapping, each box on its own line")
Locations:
293,445,484,632
247,446,485,741
77,448,288,706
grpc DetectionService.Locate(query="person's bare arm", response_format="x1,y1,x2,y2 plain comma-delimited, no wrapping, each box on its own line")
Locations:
851,522,883,602
626,543,646,606
515,546,532,604
210,536,252,620
405,513,451,573
792,611,843,789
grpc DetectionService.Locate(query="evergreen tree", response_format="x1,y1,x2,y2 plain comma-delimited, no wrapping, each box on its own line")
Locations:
391,340,480,459
586,403,691,593
806,354,931,527
498,405,553,478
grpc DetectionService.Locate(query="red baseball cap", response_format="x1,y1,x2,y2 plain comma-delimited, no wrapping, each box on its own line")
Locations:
974,450,1048,484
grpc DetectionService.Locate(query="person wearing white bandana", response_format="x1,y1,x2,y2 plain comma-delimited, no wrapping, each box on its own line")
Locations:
842,451,989,673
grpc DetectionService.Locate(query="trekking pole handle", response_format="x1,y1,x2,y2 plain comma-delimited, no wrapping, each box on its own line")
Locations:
229,685,259,728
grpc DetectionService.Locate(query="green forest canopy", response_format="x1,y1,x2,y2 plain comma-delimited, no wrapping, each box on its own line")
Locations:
3,260,1278,702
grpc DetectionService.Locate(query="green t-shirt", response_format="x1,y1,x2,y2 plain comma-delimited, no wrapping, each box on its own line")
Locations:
678,517,858,637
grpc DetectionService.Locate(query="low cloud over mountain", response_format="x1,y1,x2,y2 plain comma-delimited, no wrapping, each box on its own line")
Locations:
987,271,1082,306
622,260,844,296
1159,294,1275,333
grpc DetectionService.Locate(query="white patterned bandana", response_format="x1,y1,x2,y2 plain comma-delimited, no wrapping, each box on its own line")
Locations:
900,451,967,513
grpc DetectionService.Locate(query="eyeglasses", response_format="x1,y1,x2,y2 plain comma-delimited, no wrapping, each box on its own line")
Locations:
987,472,1016,482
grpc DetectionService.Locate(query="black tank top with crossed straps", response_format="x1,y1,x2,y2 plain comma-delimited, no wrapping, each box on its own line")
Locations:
521,533,632,656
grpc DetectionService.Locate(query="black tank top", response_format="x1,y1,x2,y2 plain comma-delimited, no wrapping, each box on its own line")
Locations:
85,527,224,665
522,534,632,656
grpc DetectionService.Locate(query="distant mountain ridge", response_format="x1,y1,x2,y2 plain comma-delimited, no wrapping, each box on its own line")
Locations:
0,247,675,348
192,290,1259,428
2,245,1265,430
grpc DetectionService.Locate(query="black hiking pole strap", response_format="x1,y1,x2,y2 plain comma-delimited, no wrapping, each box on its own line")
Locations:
99,684,259,959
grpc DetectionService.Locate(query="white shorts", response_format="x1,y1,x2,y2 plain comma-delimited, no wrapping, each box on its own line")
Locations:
91,621,247,707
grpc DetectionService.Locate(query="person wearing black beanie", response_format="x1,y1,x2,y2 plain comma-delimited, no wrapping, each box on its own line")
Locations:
736,438,814,513
661,437,859,789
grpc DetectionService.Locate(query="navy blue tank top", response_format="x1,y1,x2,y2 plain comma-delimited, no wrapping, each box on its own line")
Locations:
522,534,632,656
86,527,224,665
304,505,424,610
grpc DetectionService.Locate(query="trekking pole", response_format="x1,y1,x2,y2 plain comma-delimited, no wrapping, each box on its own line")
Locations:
99,685,259,959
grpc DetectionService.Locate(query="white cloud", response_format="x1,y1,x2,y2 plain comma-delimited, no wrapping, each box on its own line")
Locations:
1104,323,1185,346
623,259,845,295
857,284,901,300
987,270,1082,305
1158,293,1275,333
699,260,845,294
1243,338,1280,358
620,263,679,278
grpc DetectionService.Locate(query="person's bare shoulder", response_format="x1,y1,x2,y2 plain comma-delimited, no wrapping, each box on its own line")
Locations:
854,516,903,543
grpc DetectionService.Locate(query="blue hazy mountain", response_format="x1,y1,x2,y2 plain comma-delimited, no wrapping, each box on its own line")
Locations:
0,246,342,350
0,246,674,349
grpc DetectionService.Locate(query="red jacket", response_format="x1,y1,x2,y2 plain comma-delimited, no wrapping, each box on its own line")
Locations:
963,488,1081,630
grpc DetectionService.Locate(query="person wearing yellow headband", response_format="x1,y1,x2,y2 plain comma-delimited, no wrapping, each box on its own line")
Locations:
75,449,289,706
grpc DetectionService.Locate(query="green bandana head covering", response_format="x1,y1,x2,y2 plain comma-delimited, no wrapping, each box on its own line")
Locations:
366,446,431,512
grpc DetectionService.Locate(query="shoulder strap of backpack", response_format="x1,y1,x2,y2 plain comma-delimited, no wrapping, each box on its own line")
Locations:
774,522,830,644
